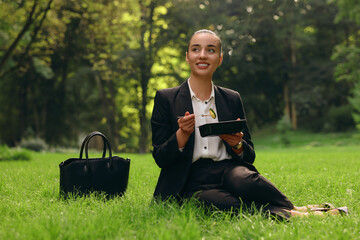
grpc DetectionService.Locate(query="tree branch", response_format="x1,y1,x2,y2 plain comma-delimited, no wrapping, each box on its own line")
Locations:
0,0,54,79
0,0,38,75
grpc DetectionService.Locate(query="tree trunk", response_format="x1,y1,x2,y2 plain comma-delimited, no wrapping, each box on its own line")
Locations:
19,75,29,139
138,0,155,153
290,41,297,130
283,84,291,120
106,78,119,149
95,73,119,149
291,102,297,130
283,30,298,130
139,71,149,153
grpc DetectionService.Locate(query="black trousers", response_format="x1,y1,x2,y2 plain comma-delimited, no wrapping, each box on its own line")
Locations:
180,158,294,219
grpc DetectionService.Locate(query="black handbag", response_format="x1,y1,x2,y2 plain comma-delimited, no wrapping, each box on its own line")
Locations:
59,131,130,197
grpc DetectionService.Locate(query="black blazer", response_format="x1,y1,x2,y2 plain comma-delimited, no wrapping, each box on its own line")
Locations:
151,80,256,200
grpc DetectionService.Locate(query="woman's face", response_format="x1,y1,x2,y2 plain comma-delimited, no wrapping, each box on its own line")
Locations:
186,33,223,78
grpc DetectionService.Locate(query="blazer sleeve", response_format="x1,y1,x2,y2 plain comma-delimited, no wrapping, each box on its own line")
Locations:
227,91,256,165
151,90,188,169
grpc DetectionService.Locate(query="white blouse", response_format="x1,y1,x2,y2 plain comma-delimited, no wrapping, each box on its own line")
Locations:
187,80,232,163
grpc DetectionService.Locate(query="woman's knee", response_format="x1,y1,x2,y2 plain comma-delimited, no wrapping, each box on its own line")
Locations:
195,189,242,211
223,166,260,194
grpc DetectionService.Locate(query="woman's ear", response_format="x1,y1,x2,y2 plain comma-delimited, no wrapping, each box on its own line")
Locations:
218,53,223,66
185,51,189,63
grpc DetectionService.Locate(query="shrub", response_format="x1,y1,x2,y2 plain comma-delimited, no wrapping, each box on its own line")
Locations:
0,145,32,161
19,137,48,152
276,115,292,146
348,82,360,131
323,104,355,132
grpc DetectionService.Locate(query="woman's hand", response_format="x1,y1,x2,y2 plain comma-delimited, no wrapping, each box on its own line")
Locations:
219,132,244,147
176,111,195,148
219,118,244,153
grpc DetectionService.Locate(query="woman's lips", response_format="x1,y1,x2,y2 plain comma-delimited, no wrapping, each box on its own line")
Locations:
196,63,210,69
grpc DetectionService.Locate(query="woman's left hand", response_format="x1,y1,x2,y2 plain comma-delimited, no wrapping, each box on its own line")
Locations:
219,118,244,148
219,132,243,147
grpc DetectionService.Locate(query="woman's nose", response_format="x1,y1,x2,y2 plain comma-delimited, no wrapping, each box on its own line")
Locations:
199,49,207,59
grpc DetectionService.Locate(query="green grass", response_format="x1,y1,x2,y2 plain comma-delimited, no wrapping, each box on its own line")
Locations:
252,128,360,149
0,132,360,239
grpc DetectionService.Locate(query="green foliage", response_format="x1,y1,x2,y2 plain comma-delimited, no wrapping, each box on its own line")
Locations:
213,0,347,130
332,44,360,83
253,128,360,149
332,0,360,24
276,115,292,133
32,57,54,79
276,115,292,146
0,0,359,151
331,0,360,132
323,104,355,132
19,137,48,152
348,82,360,130
0,145,32,161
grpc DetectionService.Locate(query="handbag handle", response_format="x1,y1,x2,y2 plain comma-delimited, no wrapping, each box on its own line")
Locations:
79,131,106,159
84,132,114,171
78,131,113,172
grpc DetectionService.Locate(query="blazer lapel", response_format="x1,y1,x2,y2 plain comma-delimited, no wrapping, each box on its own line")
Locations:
174,80,193,117
174,81,195,156
214,85,231,122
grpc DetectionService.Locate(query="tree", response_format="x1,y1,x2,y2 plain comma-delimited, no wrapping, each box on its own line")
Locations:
331,0,360,130
209,0,351,132
126,0,205,153
0,0,356,149
0,0,60,145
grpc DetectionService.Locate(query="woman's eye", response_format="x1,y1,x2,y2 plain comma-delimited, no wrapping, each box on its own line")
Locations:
192,48,199,52
208,49,215,53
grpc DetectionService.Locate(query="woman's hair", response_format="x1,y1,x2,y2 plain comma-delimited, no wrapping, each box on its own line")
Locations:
187,29,222,55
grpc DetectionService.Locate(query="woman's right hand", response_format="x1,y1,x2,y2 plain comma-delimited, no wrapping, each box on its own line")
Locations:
176,111,195,148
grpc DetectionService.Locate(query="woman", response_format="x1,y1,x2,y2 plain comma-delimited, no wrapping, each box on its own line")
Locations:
151,29,346,219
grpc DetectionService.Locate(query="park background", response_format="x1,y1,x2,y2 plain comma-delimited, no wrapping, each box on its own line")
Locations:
1,1,360,239
0,0,359,152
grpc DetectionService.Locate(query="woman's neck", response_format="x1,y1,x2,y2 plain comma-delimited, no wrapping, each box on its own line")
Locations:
189,76,212,101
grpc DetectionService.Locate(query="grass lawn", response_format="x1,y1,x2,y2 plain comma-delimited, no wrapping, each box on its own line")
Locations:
0,132,359,239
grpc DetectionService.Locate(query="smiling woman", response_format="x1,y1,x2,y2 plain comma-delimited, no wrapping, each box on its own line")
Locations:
186,30,223,81
150,29,348,220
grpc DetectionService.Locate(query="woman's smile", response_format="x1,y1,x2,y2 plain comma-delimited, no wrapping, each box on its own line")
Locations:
196,62,210,69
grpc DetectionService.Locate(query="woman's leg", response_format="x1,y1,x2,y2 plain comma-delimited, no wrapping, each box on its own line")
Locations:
182,159,292,219
223,165,294,209
194,189,243,211
194,189,293,219
220,164,346,218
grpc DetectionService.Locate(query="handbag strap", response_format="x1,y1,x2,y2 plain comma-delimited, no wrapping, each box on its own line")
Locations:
79,131,106,159
83,132,114,169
